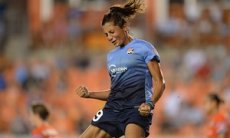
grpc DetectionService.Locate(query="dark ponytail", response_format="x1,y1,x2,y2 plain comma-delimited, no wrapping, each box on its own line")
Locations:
102,0,145,28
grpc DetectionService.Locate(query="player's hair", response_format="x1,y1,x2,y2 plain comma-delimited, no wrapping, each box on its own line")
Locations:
102,0,145,28
31,103,50,121
207,93,224,107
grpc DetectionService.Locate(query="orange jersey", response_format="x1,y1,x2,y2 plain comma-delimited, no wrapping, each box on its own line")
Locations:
206,112,230,138
32,124,58,138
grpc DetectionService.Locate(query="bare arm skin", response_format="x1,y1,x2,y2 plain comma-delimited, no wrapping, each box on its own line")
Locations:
147,60,165,104
75,86,110,101
139,60,165,116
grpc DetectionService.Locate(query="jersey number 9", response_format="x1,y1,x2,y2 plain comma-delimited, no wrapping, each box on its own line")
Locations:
93,109,103,122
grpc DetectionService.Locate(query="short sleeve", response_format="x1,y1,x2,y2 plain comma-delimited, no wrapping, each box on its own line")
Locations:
143,43,160,63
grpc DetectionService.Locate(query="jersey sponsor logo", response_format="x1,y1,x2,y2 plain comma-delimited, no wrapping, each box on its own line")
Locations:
109,64,127,77
127,48,134,54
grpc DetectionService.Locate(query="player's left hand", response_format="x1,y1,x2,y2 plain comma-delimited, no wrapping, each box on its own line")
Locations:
138,103,151,117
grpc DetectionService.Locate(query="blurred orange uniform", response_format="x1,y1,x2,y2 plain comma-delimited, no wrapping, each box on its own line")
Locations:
206,112,230,138
32,123,58,138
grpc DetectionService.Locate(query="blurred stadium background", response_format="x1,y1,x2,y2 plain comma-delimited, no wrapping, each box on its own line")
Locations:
0,0,229,137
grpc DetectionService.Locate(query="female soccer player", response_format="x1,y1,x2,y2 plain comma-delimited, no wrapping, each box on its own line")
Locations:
75,0,165,137
204,93,230,138
30,103,58,138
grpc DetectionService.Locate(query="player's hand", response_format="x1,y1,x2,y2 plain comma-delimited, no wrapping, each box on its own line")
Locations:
75,86,90,98
138,103,151,117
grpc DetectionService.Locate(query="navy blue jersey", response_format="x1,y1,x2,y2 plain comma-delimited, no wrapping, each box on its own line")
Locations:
105,38,160,110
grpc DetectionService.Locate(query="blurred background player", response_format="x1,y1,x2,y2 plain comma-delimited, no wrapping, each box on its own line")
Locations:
30,103,58,138
75,0,165,137
204,93,230,138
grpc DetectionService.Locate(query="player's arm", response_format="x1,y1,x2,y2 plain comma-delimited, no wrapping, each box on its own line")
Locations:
139,60,165,116
75,86,110,101
148,60,165,104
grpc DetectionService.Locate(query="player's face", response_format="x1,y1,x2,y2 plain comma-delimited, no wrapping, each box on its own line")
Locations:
29,111,39,127
204,98,215,115
102,22,128,47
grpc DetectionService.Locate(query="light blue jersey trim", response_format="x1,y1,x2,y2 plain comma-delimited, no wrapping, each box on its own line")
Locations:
145,70,153,103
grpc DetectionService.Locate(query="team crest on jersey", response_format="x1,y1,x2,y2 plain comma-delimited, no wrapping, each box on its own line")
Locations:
127,48,134,54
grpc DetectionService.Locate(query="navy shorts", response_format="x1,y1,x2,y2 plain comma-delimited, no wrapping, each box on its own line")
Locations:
91,108,152,138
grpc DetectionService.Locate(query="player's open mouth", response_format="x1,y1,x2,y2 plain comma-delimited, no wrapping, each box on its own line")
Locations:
112,40,116,45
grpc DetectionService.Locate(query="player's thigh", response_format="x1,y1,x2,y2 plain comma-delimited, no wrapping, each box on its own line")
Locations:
80,125,112,138
125,123,145,138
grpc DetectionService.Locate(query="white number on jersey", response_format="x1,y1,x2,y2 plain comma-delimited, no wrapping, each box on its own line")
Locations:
93,109,103,122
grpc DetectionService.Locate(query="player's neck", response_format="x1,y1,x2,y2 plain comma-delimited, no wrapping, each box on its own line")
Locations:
36,120,48,127
210,108,219,116
126,35,133,44
121,35,133,47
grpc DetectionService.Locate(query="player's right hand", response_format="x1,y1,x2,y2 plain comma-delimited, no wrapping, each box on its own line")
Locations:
75,86,90,98
138,103,151,117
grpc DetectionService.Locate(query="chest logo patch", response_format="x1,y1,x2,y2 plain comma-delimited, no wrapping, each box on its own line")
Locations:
109,64,127,77
127,48,134,54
